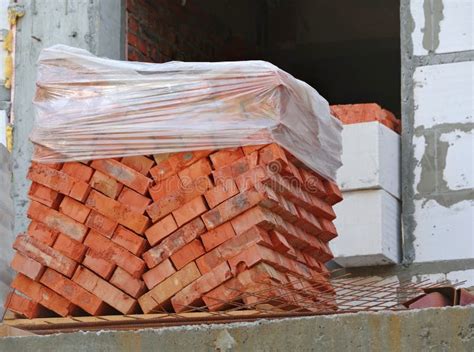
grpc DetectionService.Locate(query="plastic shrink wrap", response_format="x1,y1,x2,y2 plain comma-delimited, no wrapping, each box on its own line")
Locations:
30,45,342,181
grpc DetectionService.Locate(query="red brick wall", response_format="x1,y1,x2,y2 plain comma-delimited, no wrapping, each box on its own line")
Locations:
126,0,251,63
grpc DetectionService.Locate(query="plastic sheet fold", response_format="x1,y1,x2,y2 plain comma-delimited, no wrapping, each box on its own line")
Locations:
30,45,342,181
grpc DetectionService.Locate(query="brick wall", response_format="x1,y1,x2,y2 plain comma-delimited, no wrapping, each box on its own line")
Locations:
126,0,252,63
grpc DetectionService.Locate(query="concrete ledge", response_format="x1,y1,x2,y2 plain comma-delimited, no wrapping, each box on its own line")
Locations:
1,307,473,351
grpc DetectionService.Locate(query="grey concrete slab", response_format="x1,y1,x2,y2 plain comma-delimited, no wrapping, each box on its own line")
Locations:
1,307,473,351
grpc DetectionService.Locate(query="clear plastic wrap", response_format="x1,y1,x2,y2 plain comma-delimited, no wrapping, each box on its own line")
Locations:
30,45,342,181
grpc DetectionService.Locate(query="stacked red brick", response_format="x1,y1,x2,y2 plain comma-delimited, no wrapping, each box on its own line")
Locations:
6,143,342,318
330,103,400,133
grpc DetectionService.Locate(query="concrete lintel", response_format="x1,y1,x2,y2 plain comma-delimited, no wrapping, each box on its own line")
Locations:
0,307,472,351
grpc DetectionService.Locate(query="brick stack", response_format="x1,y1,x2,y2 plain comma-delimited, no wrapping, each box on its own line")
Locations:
6,143,342,318
330,103,400,134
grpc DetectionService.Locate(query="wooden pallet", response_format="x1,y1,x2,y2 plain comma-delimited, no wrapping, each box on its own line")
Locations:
2,310,323,335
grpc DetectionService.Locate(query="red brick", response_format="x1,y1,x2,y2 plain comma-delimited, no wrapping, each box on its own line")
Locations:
6,292,45,319
13,234,77,278
69,180,91,202
10,252,45,281
12,273,77,317
27,163,75,195
294,205,324,234
117,187,151,214
262,171,336,220
86,190,149,234
128,15,138,33
149,174,182,202
59,196,91,223
110,267,147,298
28,201,88,242
269,230,296,257
323,179,343,205
40,268,108,315
61,162,94,182
170,238,205,270
73,266,138,314
112,225,147,256
256,184,300,223
121,155,154,175
201,188,264,230
145,214,178,246
82,248,116,280
53,233,87,262
196,226,272,274
142,259,176,290
149,157,177,182
138,262,200,313
204,179,239,208
171,261,232,313
202,263,281,311
84,230,146,278
212,152,259,185
146,176,212,222
258,143,288,169
211,166,233,185
153,151,213,182
178,158,212,186
227,244,315,281
301,252,325,273
91,159,152,195
201,222,236,251
230,206,324,255
330,103,399,133
90,170,124,199
242,144,267,155
143,218,206,268
27,221,58,246
85,210,118,238
28,182,62,209
172,195,208,227
319,218,338,241
317,241,334,262
209,148,244,169
234,165,269,192
299,168,326,197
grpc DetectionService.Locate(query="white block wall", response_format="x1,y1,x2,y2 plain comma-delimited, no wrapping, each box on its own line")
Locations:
411,0,474,55
413,62,473,129
412,61,474,263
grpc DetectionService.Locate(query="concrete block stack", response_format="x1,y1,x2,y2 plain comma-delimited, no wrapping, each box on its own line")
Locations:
5,143,342,318
329,103,401,267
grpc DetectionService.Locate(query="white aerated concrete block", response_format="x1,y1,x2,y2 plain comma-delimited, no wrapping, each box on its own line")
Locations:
411,0,474,55
413,62,473,129
337,121,400,199
331,190,401,267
